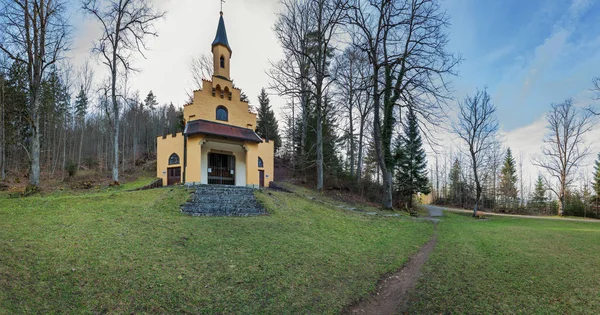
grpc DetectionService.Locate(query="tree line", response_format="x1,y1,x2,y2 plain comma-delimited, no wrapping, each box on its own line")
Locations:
269,0,458,209
1,0,598,216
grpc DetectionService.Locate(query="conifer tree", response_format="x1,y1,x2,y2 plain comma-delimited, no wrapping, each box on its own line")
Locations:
394,107,430,209
531,175,547,212
499,148,518,205
256,88,281,152
449,158,462,204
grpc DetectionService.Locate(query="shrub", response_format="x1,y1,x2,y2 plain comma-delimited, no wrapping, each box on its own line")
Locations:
66,161,77,177
83,157,98,169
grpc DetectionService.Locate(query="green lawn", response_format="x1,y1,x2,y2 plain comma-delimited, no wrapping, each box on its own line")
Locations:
405,212,600,314
0,182,432,314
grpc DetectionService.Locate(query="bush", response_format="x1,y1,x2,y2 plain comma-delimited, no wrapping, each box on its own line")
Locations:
66,161,77,177
83,157,98,169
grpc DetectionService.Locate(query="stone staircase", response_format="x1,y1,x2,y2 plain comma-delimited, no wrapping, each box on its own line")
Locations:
181,185,266,216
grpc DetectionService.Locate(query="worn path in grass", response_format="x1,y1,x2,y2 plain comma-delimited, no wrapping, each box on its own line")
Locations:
345,207,442,315
425,205,600,222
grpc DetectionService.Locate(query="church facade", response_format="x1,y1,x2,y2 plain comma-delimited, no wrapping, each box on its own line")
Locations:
156,12,274,188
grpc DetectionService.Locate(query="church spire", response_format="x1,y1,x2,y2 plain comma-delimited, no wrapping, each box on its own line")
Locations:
211,11,232,54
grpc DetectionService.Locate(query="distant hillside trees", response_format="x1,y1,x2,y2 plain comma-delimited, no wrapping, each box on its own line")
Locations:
0,0,70,190
82,0,165,184
256,88,281,152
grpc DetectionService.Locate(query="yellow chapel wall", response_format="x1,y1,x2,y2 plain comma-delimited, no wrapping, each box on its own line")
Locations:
245,139,274,188
156,133,185,186
183,78,257,129
258,140,275,187
185,134,205,184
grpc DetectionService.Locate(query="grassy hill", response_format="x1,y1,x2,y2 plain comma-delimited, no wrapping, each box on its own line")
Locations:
0,180,432,313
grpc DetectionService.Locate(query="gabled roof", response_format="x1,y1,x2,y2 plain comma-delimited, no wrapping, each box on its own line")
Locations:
211,13,232,54
184,119,262,143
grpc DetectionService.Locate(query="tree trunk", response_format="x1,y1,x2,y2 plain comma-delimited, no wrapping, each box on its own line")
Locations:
316,101,324,192
61,115,67,181
112,117,119,182
471,150,480,217
29,86,42,187
356,119,364,181
558,184,565,216
0,77,5,180
348,90,354,179
78,119,84,169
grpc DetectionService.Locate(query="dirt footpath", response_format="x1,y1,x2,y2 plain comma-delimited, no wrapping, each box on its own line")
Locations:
344,225,438,314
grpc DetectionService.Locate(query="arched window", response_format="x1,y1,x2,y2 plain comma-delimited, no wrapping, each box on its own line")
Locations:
258,157,264,168
169,153,180,165
220,55,225,68
216,106,228,121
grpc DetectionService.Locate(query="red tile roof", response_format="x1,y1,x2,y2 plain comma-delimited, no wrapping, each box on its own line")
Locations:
184,119,262,143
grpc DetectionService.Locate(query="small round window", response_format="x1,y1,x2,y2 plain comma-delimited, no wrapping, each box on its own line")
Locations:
169,153,180,165
216,106,228,121
258,157,264,168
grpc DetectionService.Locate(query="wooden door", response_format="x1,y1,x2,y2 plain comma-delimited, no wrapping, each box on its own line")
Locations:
259,170,265,188
167,167,181,185
208,153,235,185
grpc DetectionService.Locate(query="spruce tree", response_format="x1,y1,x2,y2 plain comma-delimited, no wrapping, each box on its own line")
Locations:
531,175,547,212
499,148,518,205
256,88,281,152
449,158,462,204
394,107,430,209
144,91,158,111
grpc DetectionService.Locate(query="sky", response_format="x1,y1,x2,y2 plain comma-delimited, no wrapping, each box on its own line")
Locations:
66,0,600,190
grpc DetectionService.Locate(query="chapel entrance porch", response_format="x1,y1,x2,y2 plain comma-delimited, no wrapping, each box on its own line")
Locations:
207,153,236,185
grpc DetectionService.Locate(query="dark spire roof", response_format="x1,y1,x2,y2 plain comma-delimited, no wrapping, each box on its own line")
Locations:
212,12,232,54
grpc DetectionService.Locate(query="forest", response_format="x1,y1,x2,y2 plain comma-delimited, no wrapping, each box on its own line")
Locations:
1,0,599,217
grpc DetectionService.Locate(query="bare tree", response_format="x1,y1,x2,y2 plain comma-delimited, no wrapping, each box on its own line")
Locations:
453,89,499,216
271,0,347,192
0,0,69,189
188,53,213,102
590,77,599,115
270,0,312,175
82,0,165,183
334,46,372,180
533,99,595,216
348,0,459,208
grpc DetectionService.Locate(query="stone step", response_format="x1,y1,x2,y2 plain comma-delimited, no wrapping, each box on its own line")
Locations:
181,185,265,216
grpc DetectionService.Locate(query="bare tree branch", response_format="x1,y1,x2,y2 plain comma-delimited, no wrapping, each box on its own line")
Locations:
532,99,596,216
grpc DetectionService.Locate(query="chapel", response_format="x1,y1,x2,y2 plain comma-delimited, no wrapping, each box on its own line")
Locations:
156,11,274,188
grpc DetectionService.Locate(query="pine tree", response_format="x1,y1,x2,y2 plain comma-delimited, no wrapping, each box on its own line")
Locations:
531,175,547,213
256,88,281,152
449,158,462,204
144,91,158,111
394,107,430,209
499,148,518,205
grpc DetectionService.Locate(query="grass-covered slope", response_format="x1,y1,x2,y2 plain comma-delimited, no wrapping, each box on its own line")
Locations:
406,212,600,314
0,182,432,314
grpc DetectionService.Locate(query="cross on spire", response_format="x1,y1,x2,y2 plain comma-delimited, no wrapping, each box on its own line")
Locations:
220,0,225,13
